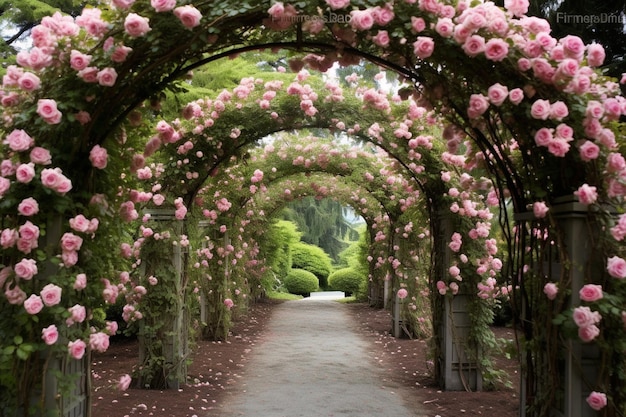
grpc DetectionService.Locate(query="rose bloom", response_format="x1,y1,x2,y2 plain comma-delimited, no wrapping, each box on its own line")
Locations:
36,99,62,124
111,45,133,63
1,228,18,249
18,72,41,91
97,68,117,87
484,38,509,61
118,374,132,391
69,50,92,71
61,232,83,252
350,9,374,31
124,13,151,37
89,144,108,169
15,163,36,183
549,101,569,121
5,284,27,305
462,35,485,57
41,324,59,345
14,258,38,280
17,197,39,217
67,304,87,325
578,324,600,342
467,93,489,118
413,36,435,59
174,5,202,29
30,147,52,165
543,282,558,300
607,256,626,279
68,339,87,360
40,283,62,307
572,306,601,328
586,391,607,411
89,332,110,352
574,183,598,205
579,284,603,302
151,0,176,12
530,99,551,120
5,129,34,152
23,294,44,315
224,298,234,309
74,273,87,290
487,83,508,106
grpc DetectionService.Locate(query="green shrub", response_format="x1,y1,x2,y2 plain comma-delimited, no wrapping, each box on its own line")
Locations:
291,242,333,288
328,268,366,296
283,268,319,296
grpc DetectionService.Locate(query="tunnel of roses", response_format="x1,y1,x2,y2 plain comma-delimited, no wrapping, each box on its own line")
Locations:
0,0,625,416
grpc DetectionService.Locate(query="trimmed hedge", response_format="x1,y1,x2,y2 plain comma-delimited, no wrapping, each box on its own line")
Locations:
284,268,319,296
328,268,365,296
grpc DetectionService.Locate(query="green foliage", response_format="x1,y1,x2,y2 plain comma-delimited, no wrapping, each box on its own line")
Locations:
283,268,319,296
290,242,333,289
328,268,365,297
261,220,301,287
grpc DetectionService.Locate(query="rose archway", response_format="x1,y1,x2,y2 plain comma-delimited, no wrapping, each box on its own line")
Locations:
0,0,625,415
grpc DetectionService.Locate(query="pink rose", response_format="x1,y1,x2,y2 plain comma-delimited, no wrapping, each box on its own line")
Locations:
560,35,585,60
549,101,569,120
89,332,110,352
504,0,529,17
547,139,570,157
19,221,39,242
97,68,117,87
106,320,119,335
118,374,132,391
607,153,626,172
579,284,603,302
61,250,78,267
111,45,133,63
1,228,18,249
533,201,549,218
18,72,41,91
572,306,601,328
15,163,36,183
372,30,390,47
350,9,374,31
484,38,509,61
77,67,98,83
14,258,37,280
40,283,62,307
68,339,87,360
0,177,9,197
67,304,87,326
174,5,202,29
69,215,90,233
413,36,435,59
578,141,599,162
36,99,62,124
578,324,600,342
69,50,92,71
607,256,626,279
530,99,551,120
326,0,350,9
586,391,607,411
89,145,108,169
41,324,59,345
411,16,426,32
574,183,597,205
30,147,52,165
74,273,87,290
5,284,27,305
435,18,454,38
397,288,408,299
487,83,508,106
5,129,34,152
124,13,151,37
467,94,489,118
60,232,83,252
462,35,485,57
543,282,558,300
40,168,72,194
151,0,176,12
224,298,234,309
23,294,44,314
17,197,39,216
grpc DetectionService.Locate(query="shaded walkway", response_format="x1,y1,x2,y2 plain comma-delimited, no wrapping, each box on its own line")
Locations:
217,299,425,417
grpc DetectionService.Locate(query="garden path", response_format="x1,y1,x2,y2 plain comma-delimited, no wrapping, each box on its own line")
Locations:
215,297,427,417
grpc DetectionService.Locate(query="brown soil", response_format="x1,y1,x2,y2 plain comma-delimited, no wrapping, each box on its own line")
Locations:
91,299,520,417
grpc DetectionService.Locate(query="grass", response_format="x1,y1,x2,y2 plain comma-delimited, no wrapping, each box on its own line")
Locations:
265,290,303,300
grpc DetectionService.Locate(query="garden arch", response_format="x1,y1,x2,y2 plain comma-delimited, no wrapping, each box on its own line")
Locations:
0,1,624,416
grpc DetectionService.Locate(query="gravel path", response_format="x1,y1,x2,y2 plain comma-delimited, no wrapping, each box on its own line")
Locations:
216,299,426,417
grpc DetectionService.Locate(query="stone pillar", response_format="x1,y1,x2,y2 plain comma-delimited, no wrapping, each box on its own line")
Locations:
138,209,188,389
435,212,482,391
550,198,600,417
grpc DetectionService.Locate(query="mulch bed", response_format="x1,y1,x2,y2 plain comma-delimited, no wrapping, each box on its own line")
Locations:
91,299,520,417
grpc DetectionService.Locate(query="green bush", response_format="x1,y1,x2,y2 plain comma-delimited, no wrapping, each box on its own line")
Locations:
328,268,366,296
291,242,333,288
283,268,319,296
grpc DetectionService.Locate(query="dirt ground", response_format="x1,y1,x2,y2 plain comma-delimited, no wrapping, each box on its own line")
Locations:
90,299,520,417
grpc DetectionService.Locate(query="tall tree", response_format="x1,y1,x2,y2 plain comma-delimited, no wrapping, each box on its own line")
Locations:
282,197,360,262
